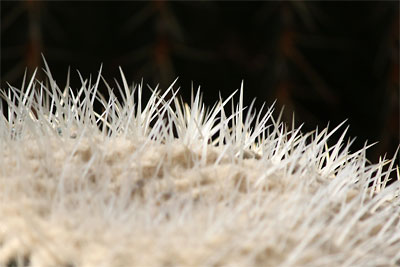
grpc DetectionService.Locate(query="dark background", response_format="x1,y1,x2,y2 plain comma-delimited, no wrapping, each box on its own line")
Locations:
1,1,399,164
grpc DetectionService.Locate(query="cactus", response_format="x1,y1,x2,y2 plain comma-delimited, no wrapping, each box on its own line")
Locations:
0,59,399,266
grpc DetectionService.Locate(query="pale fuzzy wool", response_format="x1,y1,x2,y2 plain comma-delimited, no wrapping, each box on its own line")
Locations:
0,64,399,267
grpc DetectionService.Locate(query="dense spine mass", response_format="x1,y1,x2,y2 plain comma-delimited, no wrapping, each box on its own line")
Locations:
0,59,399,266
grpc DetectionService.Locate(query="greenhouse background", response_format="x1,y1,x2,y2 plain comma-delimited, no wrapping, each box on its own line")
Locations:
1,1,398,163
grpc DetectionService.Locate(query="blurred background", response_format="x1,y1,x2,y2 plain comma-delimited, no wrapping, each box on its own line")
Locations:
1,1,399,164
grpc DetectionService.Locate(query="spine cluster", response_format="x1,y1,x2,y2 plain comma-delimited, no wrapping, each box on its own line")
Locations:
0,59,399,266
